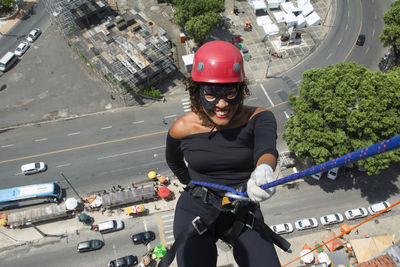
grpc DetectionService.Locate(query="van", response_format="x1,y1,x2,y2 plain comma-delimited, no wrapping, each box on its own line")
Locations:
0,52,18,72
98,220,124,234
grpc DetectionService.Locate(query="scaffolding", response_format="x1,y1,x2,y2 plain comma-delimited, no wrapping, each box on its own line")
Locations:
43,0,176,96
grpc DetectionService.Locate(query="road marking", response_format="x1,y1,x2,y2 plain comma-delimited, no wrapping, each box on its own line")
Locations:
15,172,23,176
260,84,274,107
96,145,165,160
162,213,174,218
365,47,369,54
372,29,375,37
101,126,112,130
56,163,71,168
184,108,191,112
337,39,342,46
34,138,48,142
163,218,174,223
344,0,363,62
164,114,176,119
157,215,167,247
68,132,80,136
132,120,144,124
181,101,190,105
0,130,168,164
247,97,257,101
345,24,348,31
1,144,14,148
327,52,332,59
284,111,290,119
165,230,173,234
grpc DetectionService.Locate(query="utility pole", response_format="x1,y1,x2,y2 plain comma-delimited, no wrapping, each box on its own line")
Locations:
60,172,85,203
265,49,272,78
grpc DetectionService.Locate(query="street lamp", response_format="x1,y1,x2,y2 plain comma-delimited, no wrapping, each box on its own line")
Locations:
60,172,85,203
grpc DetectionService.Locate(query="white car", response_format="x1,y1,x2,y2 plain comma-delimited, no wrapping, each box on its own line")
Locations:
27,28,41,42
311,172,322,180
367,201,391,215
14,41,30,56
271,223,294,234
344,207,368,220
295,218,318,231
320,213,344,226
21,162,47,175
327,167,339,180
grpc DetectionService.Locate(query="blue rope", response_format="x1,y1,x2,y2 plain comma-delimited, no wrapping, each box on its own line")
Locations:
191,134,400,198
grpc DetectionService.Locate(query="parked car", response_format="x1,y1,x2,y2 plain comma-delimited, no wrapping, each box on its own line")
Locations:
98,220,124,234
21,162,47,175
311,172,322,180
320,213,344,226
27,28,41,42
356,34,366,46
294,218,318,231
14,41,30,57
327,167,339,180
344,207,368,220
108,255,138,267
271,223,294,234
367,201,391,215
131,231,155,245
77,239,103,252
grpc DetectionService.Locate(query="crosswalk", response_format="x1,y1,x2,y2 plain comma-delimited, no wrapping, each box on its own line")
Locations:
181,98,191,113
159,212,175,246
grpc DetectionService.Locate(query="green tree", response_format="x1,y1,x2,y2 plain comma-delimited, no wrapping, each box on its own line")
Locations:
0,0,15,12
283,62,400,175
184,12,221,44
379,0,400,55
173,0,224,44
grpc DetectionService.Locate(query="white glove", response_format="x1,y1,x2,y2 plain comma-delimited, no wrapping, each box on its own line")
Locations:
247,163,276,202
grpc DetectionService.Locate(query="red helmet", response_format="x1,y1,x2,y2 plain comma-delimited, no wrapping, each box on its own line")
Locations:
191,41,244,83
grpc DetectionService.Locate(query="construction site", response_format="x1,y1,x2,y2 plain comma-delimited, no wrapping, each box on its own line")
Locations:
43,0,177,105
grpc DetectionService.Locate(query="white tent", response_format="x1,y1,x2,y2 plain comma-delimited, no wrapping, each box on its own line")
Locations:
272,11,286,23
266,0,281,9
306,11,321,26
256,15,273,26
280,2,297,13
296,14,306,28
252,1,267,14
182,54,195,73
284,12,297,27
297,0,310,8
301,2,314,17
263,23,279,36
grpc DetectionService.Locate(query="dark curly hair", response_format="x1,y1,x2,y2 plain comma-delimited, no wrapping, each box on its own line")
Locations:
184,78,251,127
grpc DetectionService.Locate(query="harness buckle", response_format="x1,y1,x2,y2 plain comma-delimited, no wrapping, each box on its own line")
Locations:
201,187,208,204
192,216,207,235
245,211,255,230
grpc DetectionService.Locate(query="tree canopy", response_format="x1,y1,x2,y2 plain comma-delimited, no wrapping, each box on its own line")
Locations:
283,62,400,175
172,0,224,44
0,0,15,12
379,0,400,55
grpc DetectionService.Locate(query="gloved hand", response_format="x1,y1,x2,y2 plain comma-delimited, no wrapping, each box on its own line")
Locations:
247,163,276,202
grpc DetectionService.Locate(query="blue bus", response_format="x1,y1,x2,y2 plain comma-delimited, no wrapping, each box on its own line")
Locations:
0,181,63,210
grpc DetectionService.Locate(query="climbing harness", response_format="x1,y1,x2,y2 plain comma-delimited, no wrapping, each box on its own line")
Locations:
159,135,400,267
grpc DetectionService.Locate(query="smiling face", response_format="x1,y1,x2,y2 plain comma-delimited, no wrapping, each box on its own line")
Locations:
200,83,241,127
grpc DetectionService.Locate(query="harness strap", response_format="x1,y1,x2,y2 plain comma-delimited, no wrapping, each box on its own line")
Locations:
158,206,221,267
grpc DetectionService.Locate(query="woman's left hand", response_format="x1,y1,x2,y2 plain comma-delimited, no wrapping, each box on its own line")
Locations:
247,163,276,202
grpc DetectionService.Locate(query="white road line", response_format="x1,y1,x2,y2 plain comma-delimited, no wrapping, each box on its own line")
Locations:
163,223,173,228
101,126,112,130
247,97,257,101
284,111,290,119
35,138,48,142
327,52,332,59
365,47,369,54
345,24,348,31
166,235,174,240
56,163,71,168
68,132,80,136
181,101,190,105
337,39,342,46
163,218,174,223
184,109,191,112
96,145,165,160
132,120,144,124
372,29,375,37
1,144,14,148
164,230,173,234
181,98,189,102
162,213,175,218
164,114,176,118
348,9,350,17
260,84,274,107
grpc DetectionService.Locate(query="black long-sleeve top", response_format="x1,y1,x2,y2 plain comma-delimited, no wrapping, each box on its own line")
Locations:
165,110,278,187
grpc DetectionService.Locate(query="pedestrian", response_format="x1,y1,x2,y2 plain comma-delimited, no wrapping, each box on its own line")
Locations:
162,41,283,267
162,119,167,125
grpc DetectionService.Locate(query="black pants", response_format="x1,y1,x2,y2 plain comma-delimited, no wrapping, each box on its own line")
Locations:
173,191,281,267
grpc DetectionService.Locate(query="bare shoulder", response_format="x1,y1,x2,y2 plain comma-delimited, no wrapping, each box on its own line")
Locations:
249,106,269,120
169,112,205,139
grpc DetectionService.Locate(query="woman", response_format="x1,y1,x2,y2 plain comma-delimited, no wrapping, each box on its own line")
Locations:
165,41,282,267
